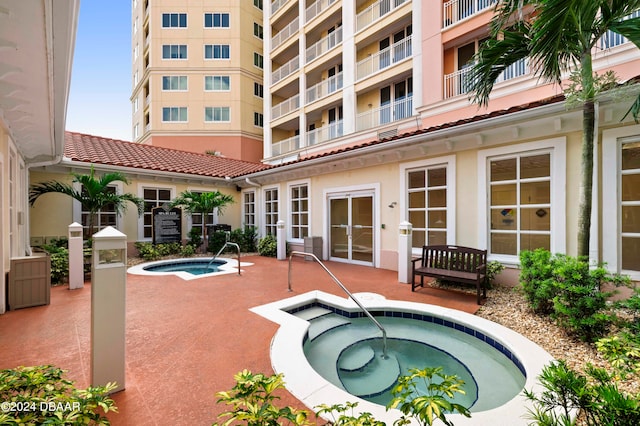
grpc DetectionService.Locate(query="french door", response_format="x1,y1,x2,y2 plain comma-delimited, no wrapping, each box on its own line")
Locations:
329,192,374,266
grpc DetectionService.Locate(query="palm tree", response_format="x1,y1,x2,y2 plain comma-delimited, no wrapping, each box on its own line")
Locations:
170,190,235,252
467,0,640,258
29,166,144,238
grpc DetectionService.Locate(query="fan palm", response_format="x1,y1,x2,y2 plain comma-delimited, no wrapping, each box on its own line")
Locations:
29,166,144,238
467,0,640,257
170,190,235,252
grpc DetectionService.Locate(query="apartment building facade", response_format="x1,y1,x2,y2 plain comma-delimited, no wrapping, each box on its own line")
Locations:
131,0,265,162
249,0,640,279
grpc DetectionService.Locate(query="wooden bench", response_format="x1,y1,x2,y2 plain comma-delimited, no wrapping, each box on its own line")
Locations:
411,245,488,305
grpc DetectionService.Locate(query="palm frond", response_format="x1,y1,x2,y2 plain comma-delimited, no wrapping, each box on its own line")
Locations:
29,181,81,206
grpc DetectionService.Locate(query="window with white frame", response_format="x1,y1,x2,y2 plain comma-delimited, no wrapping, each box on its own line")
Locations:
205,76,230,91
162,107,188,122
204,13,229,28
603,127,640,277
264,188,278,236
254,112,263,128
162,76,188,91
162,13,187,28
253,0,263,11
478,138,566,261
133,123,139,139
189,190,216,239
205,107,230,122
407,167,448,248
142,187,172,239
254,82,263,98
162,44,187,59
254,52,263,69
254,22,263,39
205,44,230,59
81,185,117,238
290,184,309,239
243,191,256,228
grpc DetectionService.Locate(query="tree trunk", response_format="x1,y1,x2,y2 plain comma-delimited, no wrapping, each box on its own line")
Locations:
577,53,596,259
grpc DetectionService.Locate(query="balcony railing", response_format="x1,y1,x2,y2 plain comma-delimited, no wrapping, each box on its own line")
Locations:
443,0,497,28
272,55,300,85
272,135,300,156
306,72,343,104
306,0,338,25
271,94,300,120
356,96,413,132
443,58,528,99
356,36,412,80
307,120,344,147
272,16,299,51
306,27,343,63
356,0,409,32
271,0,289,16
598,10,640,49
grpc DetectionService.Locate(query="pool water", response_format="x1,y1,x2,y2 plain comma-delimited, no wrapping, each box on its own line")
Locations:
143,259,225,275
303,313,525,411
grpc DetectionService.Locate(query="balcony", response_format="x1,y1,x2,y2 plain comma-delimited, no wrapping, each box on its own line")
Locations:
271,94,300,120
443,58,529,99
306,0,338,25
356,36,412,81
356,96,413,132
307,120,344,147
598,10,640,49
272,55,300,85
272,16,299,52
443,0,497,28
357,0,409,32
272,135,300,156
271,0,290,16
306,72,343,104
306,27,343,63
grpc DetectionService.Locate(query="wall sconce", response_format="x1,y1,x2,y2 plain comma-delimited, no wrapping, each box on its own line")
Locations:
368,103,373,108
388,202,397,208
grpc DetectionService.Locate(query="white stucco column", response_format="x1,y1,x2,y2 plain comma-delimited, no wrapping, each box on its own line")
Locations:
276,220,286,260
68,222,84,290
398,221,413,283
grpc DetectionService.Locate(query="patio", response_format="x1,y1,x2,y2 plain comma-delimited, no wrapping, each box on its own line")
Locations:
0,255,479,425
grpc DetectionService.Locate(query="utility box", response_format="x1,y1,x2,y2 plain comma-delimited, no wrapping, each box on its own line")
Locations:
8,254,51,310
303,236,322,261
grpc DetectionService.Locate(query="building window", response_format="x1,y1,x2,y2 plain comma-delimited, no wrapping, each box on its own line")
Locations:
205,44,230,59
142,188,172,239
254,82,263,98
81,185,117,238
162,76,188,91
162,107,188,122
205,76,230,91
254,23,263,39
243,191,256,228
408,167,448,248
205,107,230,122
189,190,215,238
290,184,309,240
478,138,566,262
253,0,263,10
204,13,230,28
162,44,187,59
264,188,278,236
133,123,139,139
603,126,640,278
162,13,187,28
254,52,263,69
254,112,264,128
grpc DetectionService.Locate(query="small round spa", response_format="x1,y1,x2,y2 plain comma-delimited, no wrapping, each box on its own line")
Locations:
127,257,241,280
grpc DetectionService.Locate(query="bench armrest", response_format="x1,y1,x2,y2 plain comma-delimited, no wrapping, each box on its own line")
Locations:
411,257,423,265
476,263,487,273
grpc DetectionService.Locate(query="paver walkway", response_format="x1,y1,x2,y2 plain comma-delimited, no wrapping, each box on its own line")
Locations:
0,255,479,425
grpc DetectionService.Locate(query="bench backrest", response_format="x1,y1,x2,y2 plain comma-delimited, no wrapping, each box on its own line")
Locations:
420,245,487,273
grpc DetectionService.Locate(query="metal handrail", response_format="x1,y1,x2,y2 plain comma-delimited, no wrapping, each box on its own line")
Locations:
288,251,388,358
207,242,241,275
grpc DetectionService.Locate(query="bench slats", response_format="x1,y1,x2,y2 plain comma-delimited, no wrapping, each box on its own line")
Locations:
411,245,488,305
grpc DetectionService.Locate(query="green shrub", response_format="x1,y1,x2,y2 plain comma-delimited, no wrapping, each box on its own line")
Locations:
485,260,505,289
43,242,69,285
0,365,117,425
519,249,559,314
187,227,203,250
229,226,258,253
180,244,196,257
315,402,384,426
208,231,228,254
257,235,277,257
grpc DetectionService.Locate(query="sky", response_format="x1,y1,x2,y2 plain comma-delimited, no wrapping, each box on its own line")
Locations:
66,1,132,141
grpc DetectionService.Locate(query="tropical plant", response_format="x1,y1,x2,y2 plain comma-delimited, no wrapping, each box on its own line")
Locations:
0,365,117,425
213,370,310,426
315,402,385,426
388,367,471,426
29,166,144,238
170,191,234,253
258,234,278,257
467,0,640,258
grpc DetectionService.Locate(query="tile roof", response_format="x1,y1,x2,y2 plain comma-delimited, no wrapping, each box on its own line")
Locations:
64,132,271,178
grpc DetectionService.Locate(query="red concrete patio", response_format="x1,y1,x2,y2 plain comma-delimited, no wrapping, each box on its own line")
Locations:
0,255,479,425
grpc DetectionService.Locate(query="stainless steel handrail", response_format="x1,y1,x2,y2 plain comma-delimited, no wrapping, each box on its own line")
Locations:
288,251,388,358
207,242,241,275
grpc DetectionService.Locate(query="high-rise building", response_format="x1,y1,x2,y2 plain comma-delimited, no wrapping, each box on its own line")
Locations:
131,0,265,162
263,0,640,164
